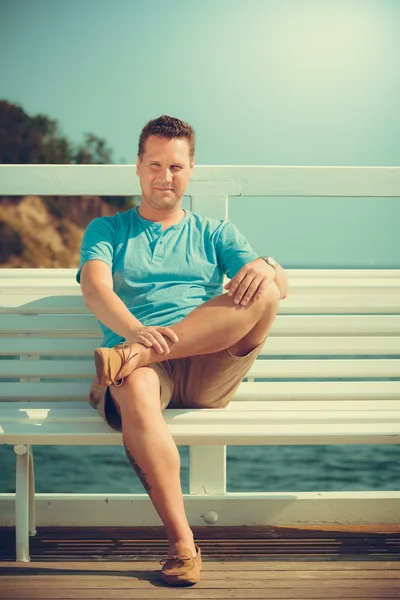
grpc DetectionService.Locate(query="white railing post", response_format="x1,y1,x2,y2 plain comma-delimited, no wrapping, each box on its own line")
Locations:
190,195,229,220
14,444,30,562
188,195,229,507
19,354,38,539
28,447,36,537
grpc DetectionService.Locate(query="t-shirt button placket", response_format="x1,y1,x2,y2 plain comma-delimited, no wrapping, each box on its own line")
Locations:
154,237,164,258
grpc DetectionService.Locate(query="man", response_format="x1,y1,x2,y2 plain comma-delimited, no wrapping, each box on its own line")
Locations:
76,115,288,586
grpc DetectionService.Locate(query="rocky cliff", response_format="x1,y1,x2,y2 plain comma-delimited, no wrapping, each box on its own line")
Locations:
0,195,134,268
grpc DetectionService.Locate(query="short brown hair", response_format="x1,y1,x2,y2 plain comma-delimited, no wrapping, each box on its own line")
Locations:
138,115,196,161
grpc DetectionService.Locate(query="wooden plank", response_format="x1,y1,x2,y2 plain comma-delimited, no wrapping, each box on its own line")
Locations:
3,493,399,527
3,294,400,314
261,336,400,355
0,297,89,313
1,336,400,357
0,360,96,378
267,315,400,336
1,381,400,402
278,277,400,288
0,382,92,400
2,274,399,297
0,584,397,598
278,295,400,314
1,422,400,446
2,399,400,414
0,314,99,334
2,576,400,588
2,571,400,581
286,270,400,279
3,411,400,430
0,338,100,355
1,314,400,335
1,268,399,279
1,560,400,571
1,358,400,379
247,359,400,379
2,401,400,423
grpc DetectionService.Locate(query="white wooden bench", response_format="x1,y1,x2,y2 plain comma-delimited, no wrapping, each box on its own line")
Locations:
1,163,400,562
1,267,400,562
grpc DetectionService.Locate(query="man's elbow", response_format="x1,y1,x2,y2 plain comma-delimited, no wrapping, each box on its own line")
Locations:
81,282,101,308
280,281,289,300
82,287,94,308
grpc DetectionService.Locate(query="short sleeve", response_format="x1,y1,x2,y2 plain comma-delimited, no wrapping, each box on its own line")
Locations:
76,216,116,283
216,221,258,279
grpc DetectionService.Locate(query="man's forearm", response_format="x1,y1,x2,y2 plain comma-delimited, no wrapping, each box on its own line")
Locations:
85,265,288,344
274,264,289,299
85,283,142,341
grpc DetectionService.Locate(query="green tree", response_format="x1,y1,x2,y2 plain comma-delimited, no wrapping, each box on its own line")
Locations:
0,100,136,267
0,99,135,208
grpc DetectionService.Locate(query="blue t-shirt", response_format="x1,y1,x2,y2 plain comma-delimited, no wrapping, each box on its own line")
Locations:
76,206,258,348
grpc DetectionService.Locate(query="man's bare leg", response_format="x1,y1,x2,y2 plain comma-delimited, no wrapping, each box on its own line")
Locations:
109,367,197,557
105,284,280,560
112,282,281,380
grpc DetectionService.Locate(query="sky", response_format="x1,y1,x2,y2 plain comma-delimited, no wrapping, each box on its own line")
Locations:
1,0,399,267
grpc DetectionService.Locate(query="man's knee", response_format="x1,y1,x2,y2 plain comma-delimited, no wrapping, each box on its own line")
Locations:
110,367,161,414
252,280,281,312
127,366,161,387
265,280,281,301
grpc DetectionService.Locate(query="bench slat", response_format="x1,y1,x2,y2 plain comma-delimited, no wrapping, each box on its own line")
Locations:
1,420,399,446
2,276,400,289
1,268,400,279
2,399,400,410
1,358,399,378
2,294,400,314
1,314,400,335
1,381,399,401
2,336,400,356
2,401,399,421
0,296,88,310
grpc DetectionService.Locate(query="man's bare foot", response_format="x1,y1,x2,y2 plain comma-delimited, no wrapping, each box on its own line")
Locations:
94,341,144,387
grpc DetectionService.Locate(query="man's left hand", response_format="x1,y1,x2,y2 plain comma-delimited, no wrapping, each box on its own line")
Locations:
224,258,276,306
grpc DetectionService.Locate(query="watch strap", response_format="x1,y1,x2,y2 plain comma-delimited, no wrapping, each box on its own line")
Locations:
259,256,278,270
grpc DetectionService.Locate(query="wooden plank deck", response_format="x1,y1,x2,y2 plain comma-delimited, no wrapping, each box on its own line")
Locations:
1,526,399,599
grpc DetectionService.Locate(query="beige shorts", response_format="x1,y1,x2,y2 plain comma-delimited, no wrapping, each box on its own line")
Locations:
88,341,265,432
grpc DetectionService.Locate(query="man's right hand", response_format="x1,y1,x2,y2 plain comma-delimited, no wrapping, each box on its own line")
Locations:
126,326,179,354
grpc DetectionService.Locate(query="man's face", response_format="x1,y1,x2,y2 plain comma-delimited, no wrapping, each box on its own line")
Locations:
136,135,194,213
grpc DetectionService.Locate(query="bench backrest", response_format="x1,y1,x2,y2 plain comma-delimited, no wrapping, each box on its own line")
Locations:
1,268,399,406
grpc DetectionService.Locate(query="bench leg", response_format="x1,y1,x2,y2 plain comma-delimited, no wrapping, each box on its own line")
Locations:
29,447,37,537
190,445,226,500
14,444,30,562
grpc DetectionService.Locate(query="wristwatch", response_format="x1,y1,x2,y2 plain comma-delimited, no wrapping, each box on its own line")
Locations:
259,256,278,270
